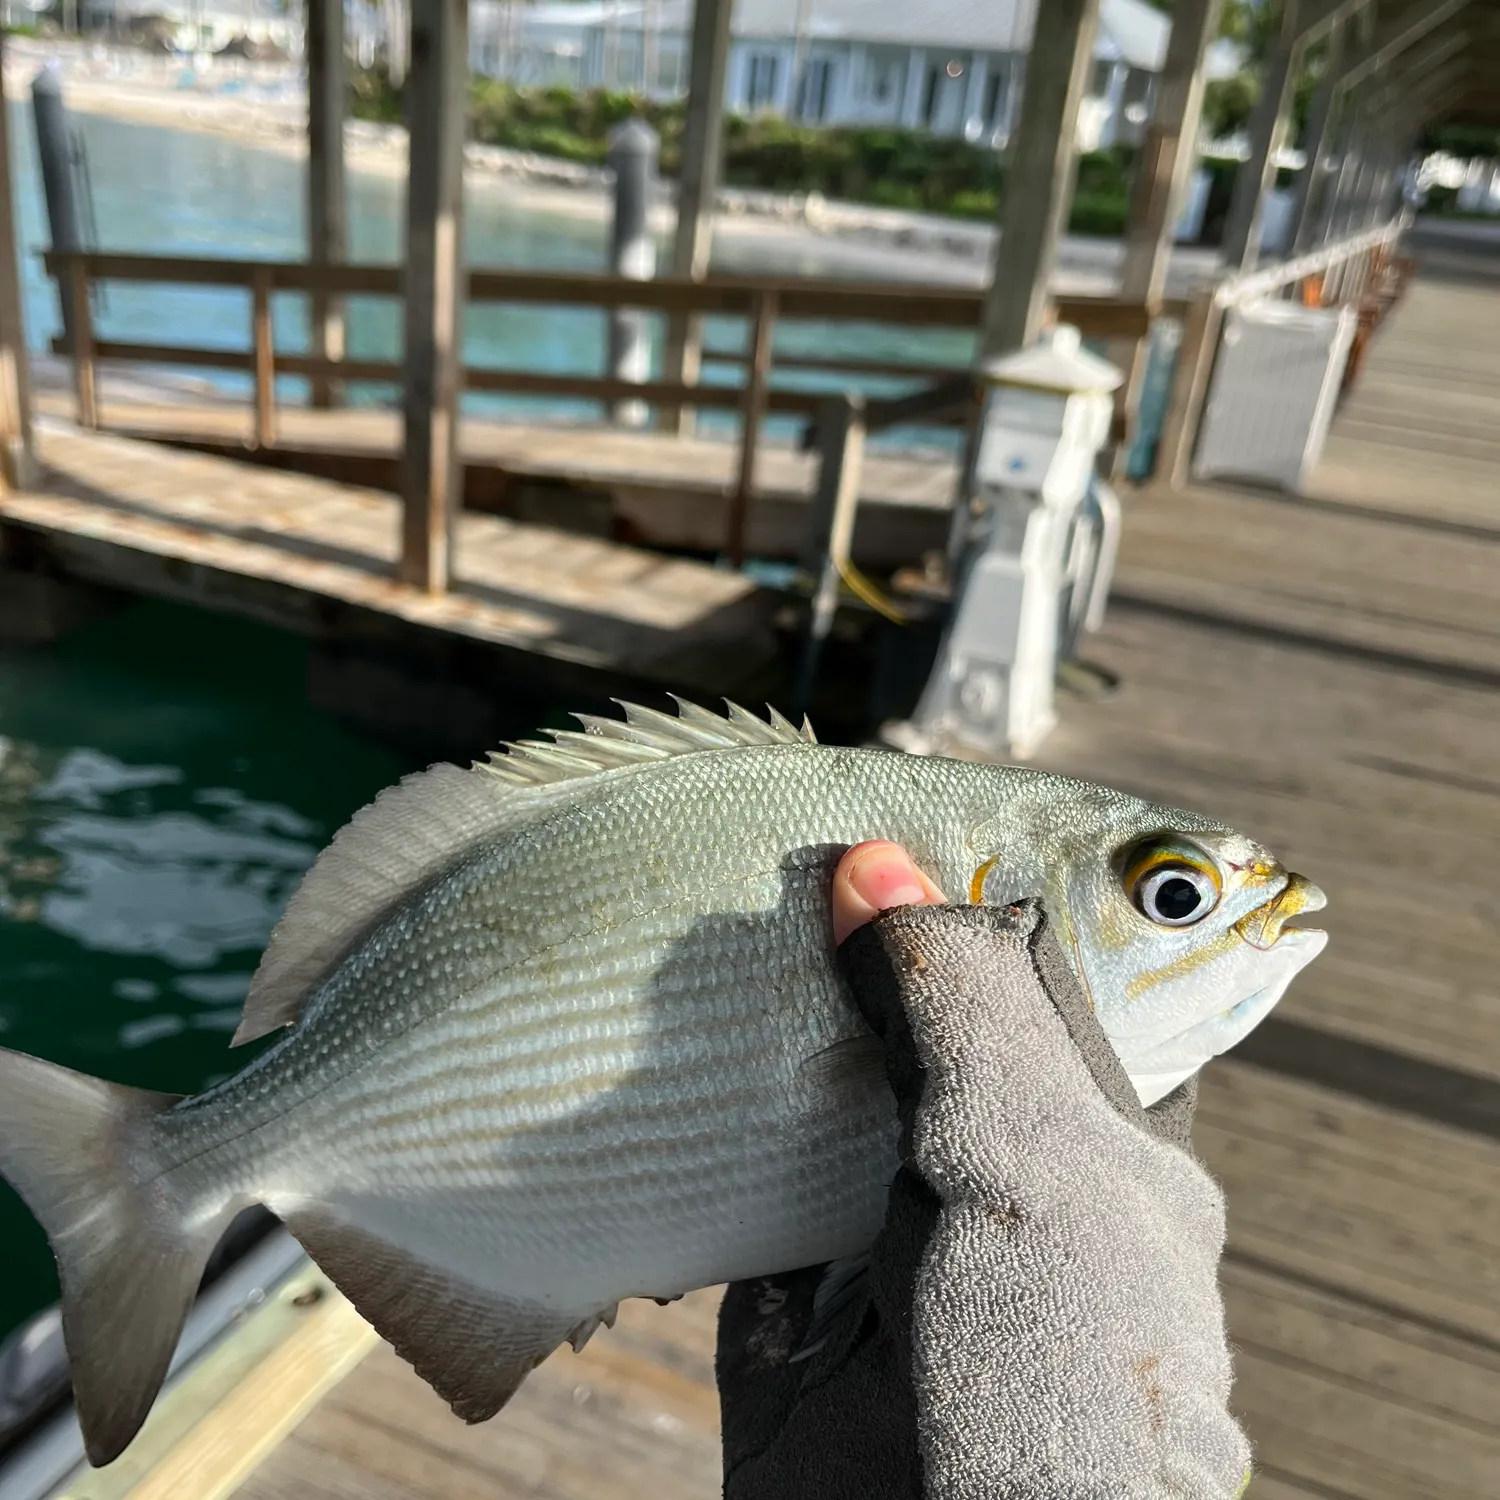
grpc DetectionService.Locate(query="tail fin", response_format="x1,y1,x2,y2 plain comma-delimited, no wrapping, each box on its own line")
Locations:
0,1047,230,1466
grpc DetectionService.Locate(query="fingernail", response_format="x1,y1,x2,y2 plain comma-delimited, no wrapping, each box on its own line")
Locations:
849,850,929,913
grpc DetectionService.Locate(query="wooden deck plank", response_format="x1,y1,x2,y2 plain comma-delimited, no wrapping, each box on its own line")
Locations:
236,1293,722,1500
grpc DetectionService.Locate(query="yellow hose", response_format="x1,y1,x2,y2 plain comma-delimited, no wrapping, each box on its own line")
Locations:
834,556,910,625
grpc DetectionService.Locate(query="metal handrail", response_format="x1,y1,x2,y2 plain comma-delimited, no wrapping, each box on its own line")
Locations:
1214,211,1410,309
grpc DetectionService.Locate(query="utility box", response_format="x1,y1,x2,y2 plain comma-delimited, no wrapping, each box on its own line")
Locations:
1195,299,1357,491
887,326,1123,761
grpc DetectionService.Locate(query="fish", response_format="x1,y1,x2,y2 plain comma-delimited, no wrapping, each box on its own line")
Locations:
0,698,1327,1466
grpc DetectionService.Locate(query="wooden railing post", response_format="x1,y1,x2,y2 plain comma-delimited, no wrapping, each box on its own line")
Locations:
1155,284,1221,491
67,255,97,430
725,289,777,568
251,268,276,448
794,391,867,714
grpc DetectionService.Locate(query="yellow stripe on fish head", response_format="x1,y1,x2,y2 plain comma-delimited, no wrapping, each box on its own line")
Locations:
1123,924,1244,1002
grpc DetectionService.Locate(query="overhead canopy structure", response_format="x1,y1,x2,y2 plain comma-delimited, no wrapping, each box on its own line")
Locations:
1221,0,1500,269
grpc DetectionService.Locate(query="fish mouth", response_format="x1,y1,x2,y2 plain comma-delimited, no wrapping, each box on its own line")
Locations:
1233,872,1327,951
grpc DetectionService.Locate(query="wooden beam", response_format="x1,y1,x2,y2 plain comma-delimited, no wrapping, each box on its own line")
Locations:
1116,0,1222,471
660,0,733,434
1363,25,1470,110
67,257,97,430
1286,0,1362,45
0,31,35,489
38,252,1162,336
1341,0,1470,88
1220,25,1302,273
1155,285,1222,489
399,0,468,594
307,0,348,410
979,0,1103,358
1120,0,1223,305
252,268,276,447
1289,16,1350,253
726,290,777,567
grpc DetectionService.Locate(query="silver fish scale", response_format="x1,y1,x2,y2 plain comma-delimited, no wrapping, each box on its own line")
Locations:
159,746,1068,1304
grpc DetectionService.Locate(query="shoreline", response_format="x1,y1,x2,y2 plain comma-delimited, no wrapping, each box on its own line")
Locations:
5,39,1223,296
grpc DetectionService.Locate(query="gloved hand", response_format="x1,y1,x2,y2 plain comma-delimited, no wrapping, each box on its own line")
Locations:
716,843,1251,1500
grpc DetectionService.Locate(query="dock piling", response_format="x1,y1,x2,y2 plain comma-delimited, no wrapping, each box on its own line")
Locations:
30,69,85,357
605,118,659,430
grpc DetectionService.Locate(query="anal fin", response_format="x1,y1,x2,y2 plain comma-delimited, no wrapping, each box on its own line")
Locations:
565,1303,619,1353
285,1208,574,1423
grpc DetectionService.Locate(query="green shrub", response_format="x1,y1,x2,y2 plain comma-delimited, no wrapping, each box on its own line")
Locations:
349,70,1140,231
1068,191,1129,238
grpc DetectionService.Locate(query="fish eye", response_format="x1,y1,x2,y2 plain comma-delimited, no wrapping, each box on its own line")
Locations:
1122,840,1223,928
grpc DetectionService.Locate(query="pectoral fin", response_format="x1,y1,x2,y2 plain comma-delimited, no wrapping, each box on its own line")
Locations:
284,1209,577,1422
799,1032,889,1104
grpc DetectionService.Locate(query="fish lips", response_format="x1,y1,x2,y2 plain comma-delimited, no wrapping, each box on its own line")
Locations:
1233,872,1327,951
1120,926,1327,1106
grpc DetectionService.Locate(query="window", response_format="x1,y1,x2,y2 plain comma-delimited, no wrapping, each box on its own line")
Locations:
865,46,903,104
982,69,1002,126
799,57,833,122
746,53,780,110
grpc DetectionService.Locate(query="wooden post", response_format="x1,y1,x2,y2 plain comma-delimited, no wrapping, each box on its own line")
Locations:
1323,77,1370,240
794,392,867,715
400,0,468,594
1220,25,1301,273
725,290,777,568
977,0,1102,359
1288,18,1348,254
1115,0,1222,471
0,32,36,489
307,0,348,410
659,0,733,436
67,256,97,431
252,269,276,448
1119,0,1223,305
1155,284,1222,490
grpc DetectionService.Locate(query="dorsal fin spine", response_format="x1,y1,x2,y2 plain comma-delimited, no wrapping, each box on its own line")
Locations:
234,699,815,1045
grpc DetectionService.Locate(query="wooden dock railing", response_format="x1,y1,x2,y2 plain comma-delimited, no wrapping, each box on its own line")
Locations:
42,250,1164,570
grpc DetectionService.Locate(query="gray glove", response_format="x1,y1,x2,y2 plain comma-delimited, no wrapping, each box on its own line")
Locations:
717,900,1251,1500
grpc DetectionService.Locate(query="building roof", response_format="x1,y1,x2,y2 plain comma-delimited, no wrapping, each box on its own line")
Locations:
510,0,1172,71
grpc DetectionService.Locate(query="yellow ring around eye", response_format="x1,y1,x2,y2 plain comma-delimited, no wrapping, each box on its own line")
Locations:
1121,840,1223,901
970,855,999,904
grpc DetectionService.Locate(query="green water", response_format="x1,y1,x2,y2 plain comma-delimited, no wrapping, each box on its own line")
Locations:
0,603,408,1342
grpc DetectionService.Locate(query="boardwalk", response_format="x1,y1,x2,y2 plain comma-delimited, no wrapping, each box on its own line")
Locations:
28,391,959,568
1,421,779,702
24,236,1500,1500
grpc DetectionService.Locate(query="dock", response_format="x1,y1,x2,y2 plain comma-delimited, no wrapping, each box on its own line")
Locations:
27,392,962,569
16,228,1496,1500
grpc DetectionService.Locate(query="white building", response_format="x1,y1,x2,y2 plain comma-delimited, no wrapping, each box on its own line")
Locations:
469,0,1182,149
79,0,301,56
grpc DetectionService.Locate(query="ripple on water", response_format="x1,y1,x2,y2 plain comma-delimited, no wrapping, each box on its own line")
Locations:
0,601,406,1337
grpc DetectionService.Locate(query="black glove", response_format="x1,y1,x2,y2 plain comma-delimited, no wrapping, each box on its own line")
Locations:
717,900,1250,1500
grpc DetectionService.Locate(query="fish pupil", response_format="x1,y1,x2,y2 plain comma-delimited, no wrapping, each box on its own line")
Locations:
1154,876,1204,921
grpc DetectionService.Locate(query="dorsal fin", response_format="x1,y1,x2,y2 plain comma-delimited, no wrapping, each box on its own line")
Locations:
234,698,816,1045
